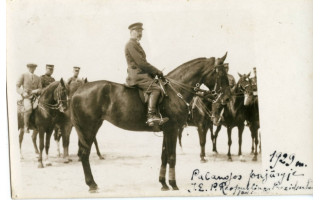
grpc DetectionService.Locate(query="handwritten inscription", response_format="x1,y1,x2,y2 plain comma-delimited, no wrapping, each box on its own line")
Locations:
187,151,312,195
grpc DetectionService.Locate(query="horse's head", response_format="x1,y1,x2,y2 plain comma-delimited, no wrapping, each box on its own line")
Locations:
54,78,69,112
237,72,254,106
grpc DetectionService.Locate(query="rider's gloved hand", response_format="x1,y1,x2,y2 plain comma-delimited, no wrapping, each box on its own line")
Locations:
156,70,164,78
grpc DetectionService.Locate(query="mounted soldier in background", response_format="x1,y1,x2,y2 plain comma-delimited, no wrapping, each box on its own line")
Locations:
124,22,168,126
223,63,236,88
68,66,82,85
16,63,42,133
40,64,55,88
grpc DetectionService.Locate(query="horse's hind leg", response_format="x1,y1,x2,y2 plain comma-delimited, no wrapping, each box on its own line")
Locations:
32,130,39,155
19,129,24,159
76,120,103,192
159,136,169,191
93,138,104,160
44,131,53,166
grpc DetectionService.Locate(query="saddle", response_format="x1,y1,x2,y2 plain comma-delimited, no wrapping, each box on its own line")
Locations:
124,83,165,105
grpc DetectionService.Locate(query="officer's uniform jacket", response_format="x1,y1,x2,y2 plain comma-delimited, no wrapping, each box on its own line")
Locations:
16,72,42,98
40,74,55,88
125,38,160,91
67,77,82,85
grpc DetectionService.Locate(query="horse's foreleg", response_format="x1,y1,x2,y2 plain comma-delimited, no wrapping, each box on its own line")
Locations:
250,128,254,155
159,136,169,191
62,124,72,163
93,138,104,160
252,126,259,161
32,130,39,155
227,127,232,161
53,127,61,157
165,126,179,190
197,124,208,163
38,130,45,168
259,130,261,154
44,131,53,166
76,120,103,192
238,125,245,161
19,129,24,159
212,125,221,154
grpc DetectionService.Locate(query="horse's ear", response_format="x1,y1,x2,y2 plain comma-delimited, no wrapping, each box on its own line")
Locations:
238,72,242,77
84,78,88,83
247,72,251,77
220,51,228,63
60,78,66,87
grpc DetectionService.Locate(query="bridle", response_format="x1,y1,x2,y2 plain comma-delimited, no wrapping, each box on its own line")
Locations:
39,84,69,112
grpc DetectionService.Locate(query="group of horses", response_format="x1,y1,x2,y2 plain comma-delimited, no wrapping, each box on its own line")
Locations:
17,52,260,192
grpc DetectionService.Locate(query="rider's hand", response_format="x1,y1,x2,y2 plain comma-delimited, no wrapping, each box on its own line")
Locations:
31,89,39,94
22,92,28,97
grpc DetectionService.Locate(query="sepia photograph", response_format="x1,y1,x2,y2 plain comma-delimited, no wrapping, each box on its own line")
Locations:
6,0,313,199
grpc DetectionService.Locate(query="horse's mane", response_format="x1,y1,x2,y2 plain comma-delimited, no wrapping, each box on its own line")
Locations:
40,81,59,100
166,57,207,76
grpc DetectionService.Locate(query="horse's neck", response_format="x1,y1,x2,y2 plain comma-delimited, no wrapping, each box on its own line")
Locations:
226,87,245,118
167,63,204,102
40,88,56,104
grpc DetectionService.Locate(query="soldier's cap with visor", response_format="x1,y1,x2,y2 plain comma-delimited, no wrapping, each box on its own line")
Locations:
73,66,80,71
27,63,37,68
128,22,143,31
46,64,54,69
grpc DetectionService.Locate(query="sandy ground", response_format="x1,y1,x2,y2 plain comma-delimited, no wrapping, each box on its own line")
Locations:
11,122,261,198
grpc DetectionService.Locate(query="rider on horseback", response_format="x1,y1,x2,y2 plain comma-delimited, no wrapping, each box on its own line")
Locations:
125,22,169,126
16,63,42,133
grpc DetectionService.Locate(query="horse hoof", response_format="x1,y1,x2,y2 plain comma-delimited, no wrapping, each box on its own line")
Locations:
38,163,44,168
227,157,232,162
89,185,98,193
200,158,208,163
68,158,73,162
99,156,105,160
172,186,179,190
169,180,179,190
64,160,70,164
161,186,170,191
252,157,257,161
45,163,52,166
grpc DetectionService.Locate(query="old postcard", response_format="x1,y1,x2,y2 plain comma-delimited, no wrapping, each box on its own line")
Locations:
6,0,312,198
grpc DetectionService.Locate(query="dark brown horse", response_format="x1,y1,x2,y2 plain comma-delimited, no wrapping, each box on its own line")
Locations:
54,78,104,163
18,79,69,167
210,73,251,161
244,75,260,161
71,53,229,192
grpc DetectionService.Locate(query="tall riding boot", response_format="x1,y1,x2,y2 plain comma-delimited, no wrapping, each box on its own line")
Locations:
23,110,32,133
147,91,169,126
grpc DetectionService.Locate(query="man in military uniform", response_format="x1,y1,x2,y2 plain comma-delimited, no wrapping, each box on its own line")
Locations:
224,63,236,88
125,22,168,126
16,63,42,133
40,64,55,88
67,66,82,84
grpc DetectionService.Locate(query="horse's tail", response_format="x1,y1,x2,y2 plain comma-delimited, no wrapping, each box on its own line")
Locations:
70,98,89,151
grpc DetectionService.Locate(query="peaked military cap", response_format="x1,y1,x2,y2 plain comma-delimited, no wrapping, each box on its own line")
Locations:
27,63,37,68
73,66,80,71
46,64,54,69
128,22,143,30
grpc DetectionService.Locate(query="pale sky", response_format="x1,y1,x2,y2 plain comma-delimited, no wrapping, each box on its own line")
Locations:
7,0,262,84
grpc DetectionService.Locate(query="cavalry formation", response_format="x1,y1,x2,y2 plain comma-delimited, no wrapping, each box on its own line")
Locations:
16,53,261,192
